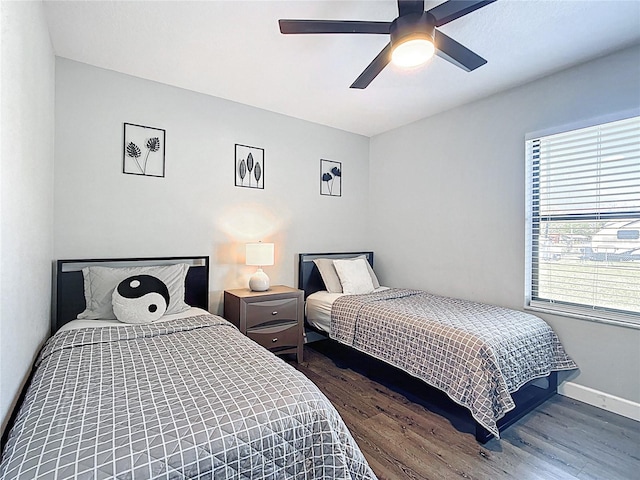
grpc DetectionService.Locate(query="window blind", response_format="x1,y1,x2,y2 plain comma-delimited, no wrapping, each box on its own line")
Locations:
525,115,640,326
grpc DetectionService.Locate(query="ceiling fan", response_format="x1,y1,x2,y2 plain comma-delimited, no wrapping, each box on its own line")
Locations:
279,0,496,89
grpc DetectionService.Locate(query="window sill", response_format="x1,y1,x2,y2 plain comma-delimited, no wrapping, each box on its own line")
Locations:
525,303,640,330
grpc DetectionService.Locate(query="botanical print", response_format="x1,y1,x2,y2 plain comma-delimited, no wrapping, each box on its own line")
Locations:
123,123,165,177
320,159,341,196
235,144,264,189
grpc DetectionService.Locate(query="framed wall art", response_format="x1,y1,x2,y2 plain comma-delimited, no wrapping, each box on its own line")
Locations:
235,144,264,189
320,159,341,197
122,123,166,177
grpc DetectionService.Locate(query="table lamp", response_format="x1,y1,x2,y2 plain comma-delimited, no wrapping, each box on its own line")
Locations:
246,242,274,291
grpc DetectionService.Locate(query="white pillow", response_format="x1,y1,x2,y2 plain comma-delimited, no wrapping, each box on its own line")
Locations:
78,263,190,320
332,258,375,295
314,255,380,293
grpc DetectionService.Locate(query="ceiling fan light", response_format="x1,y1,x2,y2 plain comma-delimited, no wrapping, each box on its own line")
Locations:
391,38,435,68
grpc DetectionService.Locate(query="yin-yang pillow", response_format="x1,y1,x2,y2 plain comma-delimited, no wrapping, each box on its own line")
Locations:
112,275,170,324
77,263,190,320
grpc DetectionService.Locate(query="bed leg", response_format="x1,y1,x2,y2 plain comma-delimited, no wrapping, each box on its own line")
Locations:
475,424,493,444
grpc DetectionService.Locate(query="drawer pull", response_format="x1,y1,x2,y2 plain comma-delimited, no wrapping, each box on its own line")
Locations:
272,337,278,343
271,311,278,315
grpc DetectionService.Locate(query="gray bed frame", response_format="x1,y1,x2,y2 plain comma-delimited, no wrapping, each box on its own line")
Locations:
297,251,558,443
54,256,209,333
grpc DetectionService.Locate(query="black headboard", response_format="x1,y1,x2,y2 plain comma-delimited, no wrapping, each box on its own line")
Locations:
54,256,209,333
298,252,374,299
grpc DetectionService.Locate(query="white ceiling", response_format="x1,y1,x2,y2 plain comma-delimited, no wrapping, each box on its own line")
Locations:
43,0,640,137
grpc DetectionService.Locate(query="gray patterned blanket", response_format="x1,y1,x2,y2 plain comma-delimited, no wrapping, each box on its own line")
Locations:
331,289,577,438
1,315,376,480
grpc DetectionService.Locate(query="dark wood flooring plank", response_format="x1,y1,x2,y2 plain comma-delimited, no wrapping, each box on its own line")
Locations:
345,415,431,480
485,435,578,480
576,460,636,480
358,394,503,478
542,398,640,456
360,411,500,480
500,423,585,477
295,364,382,419
513,406,639,479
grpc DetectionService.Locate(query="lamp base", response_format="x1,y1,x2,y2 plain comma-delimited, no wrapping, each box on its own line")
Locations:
249,268,270,292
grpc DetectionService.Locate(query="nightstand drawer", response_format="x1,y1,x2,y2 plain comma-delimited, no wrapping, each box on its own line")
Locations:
245,298,298,329
247,323,298,352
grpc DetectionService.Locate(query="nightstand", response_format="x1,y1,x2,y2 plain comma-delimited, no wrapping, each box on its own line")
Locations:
223,285,304,363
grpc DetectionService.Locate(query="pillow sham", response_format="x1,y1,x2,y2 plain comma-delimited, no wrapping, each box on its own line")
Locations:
112,275,170,324
333,258,375,295
78,263,190,320
313,258,343,293
314,255,380,293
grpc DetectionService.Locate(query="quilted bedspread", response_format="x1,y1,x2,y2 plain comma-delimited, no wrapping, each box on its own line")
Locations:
331,289,577,438
1,315,376,480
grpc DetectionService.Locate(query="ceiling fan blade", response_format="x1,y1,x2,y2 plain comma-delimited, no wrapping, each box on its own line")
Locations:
427,0,496,27
279,19,391,35
397,0,425,17
350,43,393,89
434,30,487,71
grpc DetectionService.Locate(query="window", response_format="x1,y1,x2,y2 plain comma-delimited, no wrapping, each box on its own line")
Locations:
525,115,640,327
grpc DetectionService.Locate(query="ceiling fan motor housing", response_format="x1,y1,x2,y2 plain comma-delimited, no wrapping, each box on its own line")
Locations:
389,12,435,48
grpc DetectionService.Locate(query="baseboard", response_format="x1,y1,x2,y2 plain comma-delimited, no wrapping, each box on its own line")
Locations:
558,382,640,422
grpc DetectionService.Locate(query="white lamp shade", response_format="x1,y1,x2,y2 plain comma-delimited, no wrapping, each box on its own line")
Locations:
246,243,274,266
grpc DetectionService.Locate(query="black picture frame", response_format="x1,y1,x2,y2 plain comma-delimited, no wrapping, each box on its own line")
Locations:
123,123,166,177
235,144,264,189
320,159,341,197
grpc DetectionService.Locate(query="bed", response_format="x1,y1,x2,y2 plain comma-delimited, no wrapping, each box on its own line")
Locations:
298,252,578,443
0,256,377,480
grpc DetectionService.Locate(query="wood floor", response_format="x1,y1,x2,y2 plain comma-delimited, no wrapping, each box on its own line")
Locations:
288,340,640,480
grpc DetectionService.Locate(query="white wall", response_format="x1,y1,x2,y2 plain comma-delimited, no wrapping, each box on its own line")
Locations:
0,1,55,434
54,58,370,314
369,45,640,405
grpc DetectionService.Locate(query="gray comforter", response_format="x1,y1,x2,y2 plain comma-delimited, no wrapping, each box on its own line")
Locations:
331,289,578,438
1,315,376,480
